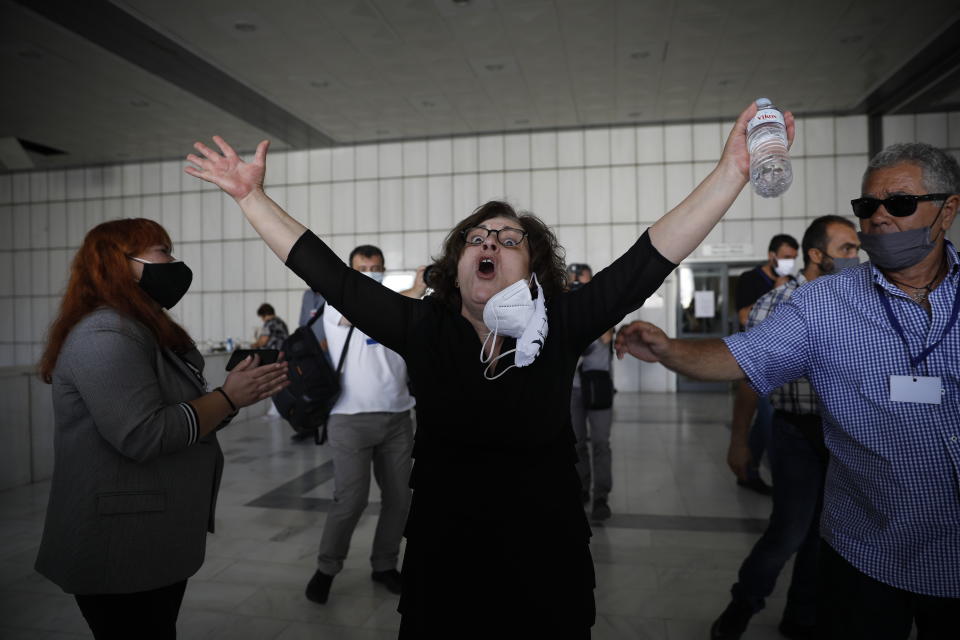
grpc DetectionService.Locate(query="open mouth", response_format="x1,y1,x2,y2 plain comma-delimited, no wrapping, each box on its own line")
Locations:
478,257,496,278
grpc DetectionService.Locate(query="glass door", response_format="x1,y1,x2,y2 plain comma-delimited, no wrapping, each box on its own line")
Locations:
676,264,732,392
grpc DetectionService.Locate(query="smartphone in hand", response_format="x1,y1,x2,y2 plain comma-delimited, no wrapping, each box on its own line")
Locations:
225,349,280,371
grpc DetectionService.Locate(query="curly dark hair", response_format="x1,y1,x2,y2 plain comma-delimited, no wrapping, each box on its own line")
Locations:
427,201,567,312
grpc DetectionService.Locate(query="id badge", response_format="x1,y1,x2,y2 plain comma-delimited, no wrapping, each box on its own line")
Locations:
889,375,942,405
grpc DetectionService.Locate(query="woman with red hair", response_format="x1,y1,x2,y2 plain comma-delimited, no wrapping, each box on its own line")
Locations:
35,218,288,640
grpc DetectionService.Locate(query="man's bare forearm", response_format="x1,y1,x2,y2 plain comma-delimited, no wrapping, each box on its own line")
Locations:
659,338,746,381
730,381,758,440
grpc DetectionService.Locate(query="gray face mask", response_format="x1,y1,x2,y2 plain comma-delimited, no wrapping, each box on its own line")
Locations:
821,255,860,275
857,204,946,271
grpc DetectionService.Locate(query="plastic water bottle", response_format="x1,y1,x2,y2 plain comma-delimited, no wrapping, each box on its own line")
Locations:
747,98,793,198
225,337,234,352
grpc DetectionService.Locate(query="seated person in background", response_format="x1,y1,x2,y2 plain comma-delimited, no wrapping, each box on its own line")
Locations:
255,303,288,350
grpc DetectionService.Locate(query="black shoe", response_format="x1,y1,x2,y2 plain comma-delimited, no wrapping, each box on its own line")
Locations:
737,476,773,496
305,570,333,604
371,569,402,595
777,619,816,639
591,499,611,521
710,601,753,639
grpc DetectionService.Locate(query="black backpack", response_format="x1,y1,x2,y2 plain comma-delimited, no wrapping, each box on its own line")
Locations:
272,305,353,444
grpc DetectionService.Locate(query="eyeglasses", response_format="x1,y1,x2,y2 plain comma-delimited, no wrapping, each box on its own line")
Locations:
461,225,527,248
127,254,179,264
850,193,952,219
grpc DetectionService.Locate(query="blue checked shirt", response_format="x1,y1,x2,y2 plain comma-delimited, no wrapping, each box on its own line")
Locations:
725,241,960,597
747,273,819,416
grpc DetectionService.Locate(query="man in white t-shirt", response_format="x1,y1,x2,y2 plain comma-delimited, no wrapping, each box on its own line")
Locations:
305,245,425,605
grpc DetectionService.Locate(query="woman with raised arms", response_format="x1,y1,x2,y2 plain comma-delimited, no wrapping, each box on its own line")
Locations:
186,102,792,638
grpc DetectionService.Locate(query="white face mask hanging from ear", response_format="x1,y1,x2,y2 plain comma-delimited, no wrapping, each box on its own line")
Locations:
479,273,549,380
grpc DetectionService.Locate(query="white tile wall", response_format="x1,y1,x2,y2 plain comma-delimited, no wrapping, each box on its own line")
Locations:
531,132,557,169
478,136,504,172
585,129,610,166
504,134,530,170
12,174,30,203
0,206,11,251
453,138,478,173
402,141,427,176
558,130,584,167
804,117,835,156
308,148,332,183
427,139,452,174
0,176,11,204
611,127,636,165
664,124,693,162
505,171,531,209
0,252,12,299
7,113,956,389
286,150,309,184
378,143,402,179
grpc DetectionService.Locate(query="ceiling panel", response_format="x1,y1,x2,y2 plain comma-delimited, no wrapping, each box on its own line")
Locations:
2,0,959,170
0,0,285,169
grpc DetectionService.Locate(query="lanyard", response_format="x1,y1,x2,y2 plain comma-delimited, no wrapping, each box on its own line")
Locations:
876,276,960,370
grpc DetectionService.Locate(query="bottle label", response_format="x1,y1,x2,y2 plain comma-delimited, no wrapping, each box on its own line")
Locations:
747,108,785,132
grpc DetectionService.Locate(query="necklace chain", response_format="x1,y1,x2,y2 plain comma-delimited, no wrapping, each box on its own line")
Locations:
887,261,946,304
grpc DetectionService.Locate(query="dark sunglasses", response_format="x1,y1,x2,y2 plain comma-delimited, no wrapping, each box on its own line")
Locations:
850,193,952,219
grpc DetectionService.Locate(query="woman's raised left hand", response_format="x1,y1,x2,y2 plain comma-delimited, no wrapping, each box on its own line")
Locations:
718,102,796,182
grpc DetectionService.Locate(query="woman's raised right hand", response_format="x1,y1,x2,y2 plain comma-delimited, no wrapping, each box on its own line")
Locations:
184,136,270,202
221,354,288,408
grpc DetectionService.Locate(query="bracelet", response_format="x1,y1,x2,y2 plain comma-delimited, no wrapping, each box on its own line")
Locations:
214,387,237,413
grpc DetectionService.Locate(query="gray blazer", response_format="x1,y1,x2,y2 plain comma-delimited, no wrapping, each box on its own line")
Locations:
35,308,225,594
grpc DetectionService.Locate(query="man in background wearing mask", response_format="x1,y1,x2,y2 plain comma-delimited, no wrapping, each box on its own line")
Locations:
731,234,800,496
710,215,860,640
567,263,616,521
735,234,800,328
305,244,419,605
616,142,960,638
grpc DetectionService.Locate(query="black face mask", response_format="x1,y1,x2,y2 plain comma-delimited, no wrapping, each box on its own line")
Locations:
130,258,193,309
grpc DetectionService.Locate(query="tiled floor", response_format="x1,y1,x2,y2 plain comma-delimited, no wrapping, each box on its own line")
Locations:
0,392,801,639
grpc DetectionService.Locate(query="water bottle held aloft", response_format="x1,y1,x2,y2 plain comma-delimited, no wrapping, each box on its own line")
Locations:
747,98,793,198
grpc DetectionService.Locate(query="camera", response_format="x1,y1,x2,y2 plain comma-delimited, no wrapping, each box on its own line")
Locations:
422,264,439,290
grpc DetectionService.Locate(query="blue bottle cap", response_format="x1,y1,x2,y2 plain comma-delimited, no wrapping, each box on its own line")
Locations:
756,98,772,108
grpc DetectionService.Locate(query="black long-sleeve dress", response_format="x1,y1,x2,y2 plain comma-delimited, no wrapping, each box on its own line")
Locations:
286,229,676,637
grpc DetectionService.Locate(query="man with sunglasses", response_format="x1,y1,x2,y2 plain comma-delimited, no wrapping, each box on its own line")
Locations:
616,142,960,638
710,216,859,640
